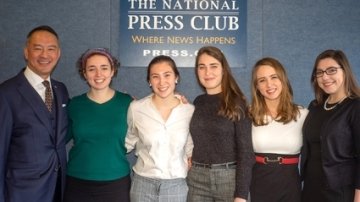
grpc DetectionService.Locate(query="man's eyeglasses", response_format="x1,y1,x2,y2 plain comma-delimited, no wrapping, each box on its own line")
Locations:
314,66,342,78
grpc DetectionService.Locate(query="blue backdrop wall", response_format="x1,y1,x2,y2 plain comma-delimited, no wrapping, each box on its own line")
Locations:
1,0,359,106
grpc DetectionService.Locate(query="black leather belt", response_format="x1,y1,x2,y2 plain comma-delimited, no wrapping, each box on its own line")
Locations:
192,161,237,169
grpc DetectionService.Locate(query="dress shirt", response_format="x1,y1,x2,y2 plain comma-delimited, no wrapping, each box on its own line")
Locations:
24,66,52,102
252,108,308,154
126,94,194,179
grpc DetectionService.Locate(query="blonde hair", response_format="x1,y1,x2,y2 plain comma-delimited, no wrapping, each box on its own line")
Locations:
250,57,300,126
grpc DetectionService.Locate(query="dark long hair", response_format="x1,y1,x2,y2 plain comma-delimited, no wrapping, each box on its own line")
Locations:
311,49,360,104
195,46,247,121
146,55,180,83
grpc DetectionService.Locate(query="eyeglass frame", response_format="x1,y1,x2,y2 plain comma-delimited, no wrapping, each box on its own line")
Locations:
314,66,342,78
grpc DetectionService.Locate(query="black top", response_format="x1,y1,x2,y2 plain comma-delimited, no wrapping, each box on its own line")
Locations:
301,102,336,201
189,93,254,199
301,97,360,193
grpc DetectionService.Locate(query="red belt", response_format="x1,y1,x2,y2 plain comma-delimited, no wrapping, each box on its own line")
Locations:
255,155,299,165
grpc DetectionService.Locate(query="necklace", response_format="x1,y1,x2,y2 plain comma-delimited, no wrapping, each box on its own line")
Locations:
323,96,347,111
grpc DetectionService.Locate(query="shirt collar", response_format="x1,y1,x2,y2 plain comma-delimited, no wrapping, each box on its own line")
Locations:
24,66,51,87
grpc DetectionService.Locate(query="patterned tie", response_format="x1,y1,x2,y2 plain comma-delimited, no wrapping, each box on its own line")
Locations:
42,80,53,112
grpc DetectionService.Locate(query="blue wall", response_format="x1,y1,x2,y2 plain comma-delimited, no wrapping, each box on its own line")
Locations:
1,0,359,106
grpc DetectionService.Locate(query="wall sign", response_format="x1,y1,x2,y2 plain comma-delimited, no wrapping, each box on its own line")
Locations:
120,0,247,68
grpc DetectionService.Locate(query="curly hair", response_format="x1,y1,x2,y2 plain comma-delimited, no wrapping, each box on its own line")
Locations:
76,48,120,80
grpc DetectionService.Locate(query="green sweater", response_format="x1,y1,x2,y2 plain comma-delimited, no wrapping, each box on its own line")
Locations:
66,91,132,181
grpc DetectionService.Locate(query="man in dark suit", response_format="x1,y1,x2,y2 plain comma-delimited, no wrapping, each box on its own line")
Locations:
0,25,69,202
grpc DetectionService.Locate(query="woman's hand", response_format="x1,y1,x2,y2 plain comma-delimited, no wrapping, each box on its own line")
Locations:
354,189,360,202
234,197,247,202
187,157,192,170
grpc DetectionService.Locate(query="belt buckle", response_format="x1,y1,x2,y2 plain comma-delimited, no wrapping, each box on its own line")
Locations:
264,157,282,164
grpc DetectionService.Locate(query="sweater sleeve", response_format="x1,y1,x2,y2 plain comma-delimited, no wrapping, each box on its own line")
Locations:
234,113,255,199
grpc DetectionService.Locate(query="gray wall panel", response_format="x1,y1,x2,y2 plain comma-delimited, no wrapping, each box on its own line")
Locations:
1,0,359,106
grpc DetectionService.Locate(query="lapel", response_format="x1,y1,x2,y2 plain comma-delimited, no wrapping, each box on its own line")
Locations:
51,80,65,137
16,72,54,139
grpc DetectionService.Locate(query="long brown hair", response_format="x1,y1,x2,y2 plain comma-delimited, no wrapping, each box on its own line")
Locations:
195,46,247,121
250,57,300,126
311,49,360,105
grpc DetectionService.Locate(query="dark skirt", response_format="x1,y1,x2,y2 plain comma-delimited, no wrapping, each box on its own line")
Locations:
302,181,355,202
64,175,131,202
250,153,301,202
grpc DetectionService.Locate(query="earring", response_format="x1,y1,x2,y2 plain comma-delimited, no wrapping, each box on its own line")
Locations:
149,83,152,88
175,80,178,84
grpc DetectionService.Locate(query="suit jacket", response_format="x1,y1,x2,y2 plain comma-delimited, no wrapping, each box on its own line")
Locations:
0,70,69,202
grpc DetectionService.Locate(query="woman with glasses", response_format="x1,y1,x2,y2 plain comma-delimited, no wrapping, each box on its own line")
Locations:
301,49,360,202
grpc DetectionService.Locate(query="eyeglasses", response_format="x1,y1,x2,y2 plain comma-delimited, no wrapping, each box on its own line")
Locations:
314,66,342,78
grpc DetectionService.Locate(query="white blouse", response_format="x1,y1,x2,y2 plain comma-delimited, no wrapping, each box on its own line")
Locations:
252,108,308,154
125,94,194,179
